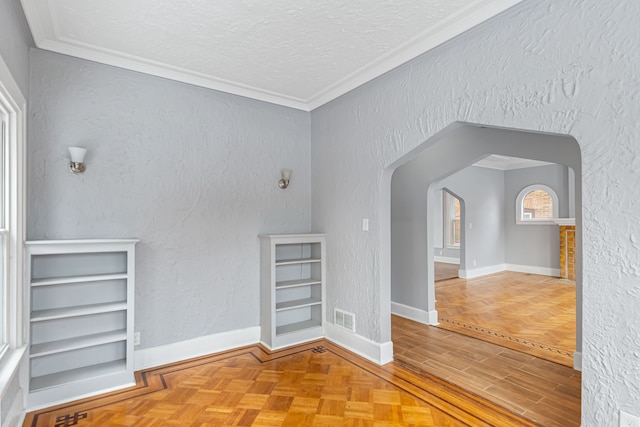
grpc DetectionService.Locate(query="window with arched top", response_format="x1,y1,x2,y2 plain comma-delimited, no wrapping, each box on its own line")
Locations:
516,185,559,224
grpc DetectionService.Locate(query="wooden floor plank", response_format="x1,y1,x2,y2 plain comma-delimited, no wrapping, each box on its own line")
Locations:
392,315,581,427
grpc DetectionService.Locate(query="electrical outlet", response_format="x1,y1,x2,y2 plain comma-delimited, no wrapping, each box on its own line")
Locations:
620,410,640,427
362,218,369,231
134,332,141,346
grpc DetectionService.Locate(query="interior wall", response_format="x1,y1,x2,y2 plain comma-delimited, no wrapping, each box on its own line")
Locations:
27,49,312,350
0,0,33,95
310,0,638,422
436,166,505,271
504,164,571,269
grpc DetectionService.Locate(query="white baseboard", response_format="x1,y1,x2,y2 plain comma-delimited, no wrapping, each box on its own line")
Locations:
324,322,393,365
505,263,561,277
459,264,506,279
434,256,460,264
134,326,261,371
459,263,560,279
573,351,582,371
391,302,438,326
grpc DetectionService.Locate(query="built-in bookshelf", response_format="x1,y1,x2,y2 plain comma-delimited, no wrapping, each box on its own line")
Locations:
259,233,326,349
26,239,138,408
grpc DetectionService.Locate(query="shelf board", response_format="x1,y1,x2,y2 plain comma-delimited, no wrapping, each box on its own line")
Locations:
275,257,321,266
30,329,127,358
30,359,127,392
31,273,128,287
275,297,321,311
31,301,127,322
276,319,322,336
275,278,322,289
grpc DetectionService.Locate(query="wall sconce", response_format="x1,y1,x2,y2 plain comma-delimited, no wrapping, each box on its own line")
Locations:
68,146,87,174
278,169,292,189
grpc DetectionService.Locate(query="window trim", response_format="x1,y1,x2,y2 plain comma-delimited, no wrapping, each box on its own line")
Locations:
444,191,461,249
0,54,27,381
516,184,559,225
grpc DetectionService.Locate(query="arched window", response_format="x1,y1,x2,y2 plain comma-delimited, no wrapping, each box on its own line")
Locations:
516,185,558,224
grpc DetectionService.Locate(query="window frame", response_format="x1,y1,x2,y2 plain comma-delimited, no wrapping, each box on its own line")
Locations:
0,55,26,374
444,191,461,249
516,184,559,225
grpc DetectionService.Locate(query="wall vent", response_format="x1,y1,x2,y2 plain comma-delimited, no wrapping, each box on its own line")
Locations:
334,308,356,333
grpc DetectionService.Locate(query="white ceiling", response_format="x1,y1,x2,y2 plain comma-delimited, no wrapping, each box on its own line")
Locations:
20,0,521,111
473,155,554,171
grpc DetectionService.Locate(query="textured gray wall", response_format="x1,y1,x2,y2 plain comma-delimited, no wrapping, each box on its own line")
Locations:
311,0,638,423
0,0,33,95
28,49,312,349
504,164,571,268
437,166,506,270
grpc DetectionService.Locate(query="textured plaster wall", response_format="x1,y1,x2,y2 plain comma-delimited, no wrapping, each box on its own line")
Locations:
28,49,312,349
0,0,33,95
504,164,571,269
311,0,640,424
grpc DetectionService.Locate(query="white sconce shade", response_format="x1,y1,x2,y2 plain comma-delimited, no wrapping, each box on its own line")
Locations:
279,169,292,189
68,146,87,173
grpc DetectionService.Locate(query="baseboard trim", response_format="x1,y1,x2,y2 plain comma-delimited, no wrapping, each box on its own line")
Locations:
573,351,582,371
459,264,506,279
324,322,393,365
459,264,561,279
505,264,561,277
434,256,460,264
134,326,261,371
391,302,438,326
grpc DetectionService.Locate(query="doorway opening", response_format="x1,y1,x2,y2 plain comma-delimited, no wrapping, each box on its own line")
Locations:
384,122,582,425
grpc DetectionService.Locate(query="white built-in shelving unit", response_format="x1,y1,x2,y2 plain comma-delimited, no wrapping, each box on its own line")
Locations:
25,239,138,409
259,233,325,349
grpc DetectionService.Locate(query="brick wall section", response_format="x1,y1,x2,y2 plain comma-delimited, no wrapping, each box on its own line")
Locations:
523,190,553,218
560,225,576,280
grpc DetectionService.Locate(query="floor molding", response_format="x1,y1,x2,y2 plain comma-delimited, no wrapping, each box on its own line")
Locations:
134,326,260,371
434,256,460,264
459,264,506,279
573,351,582,371
324,322,393,365
505,263,561,277
391,302,438,326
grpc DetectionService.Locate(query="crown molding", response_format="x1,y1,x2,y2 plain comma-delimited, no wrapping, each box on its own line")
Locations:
21,0,522,111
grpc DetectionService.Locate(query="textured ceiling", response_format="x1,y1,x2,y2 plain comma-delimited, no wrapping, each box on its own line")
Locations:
20,0,522,110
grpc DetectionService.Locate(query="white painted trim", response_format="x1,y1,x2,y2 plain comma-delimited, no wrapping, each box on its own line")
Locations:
505,264,561,277
573,351,582,371
324,322,393,365
459,263,561,278
515,184,560,225
22,0,523,111
552,218,576,226
391,302,438,326
459,264,506,279
434,256,460,264
134,326,260,371
3,382,26,427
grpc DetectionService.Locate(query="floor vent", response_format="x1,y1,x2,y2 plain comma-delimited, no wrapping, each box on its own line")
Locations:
334,308,356,333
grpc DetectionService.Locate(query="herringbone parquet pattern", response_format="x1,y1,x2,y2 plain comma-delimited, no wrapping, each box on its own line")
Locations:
434,271,576,366
24,341,538,427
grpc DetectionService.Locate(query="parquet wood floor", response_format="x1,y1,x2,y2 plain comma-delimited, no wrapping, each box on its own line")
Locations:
434,263,459,282
392,316,581,427
434,271,576,366
24,340,538,427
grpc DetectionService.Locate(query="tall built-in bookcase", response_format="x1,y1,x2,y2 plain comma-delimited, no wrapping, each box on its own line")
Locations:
25,239,138,408
259,234,325,349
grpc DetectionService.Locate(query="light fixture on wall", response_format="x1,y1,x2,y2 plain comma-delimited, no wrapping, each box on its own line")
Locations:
68,146,87,174
278,169,292,189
